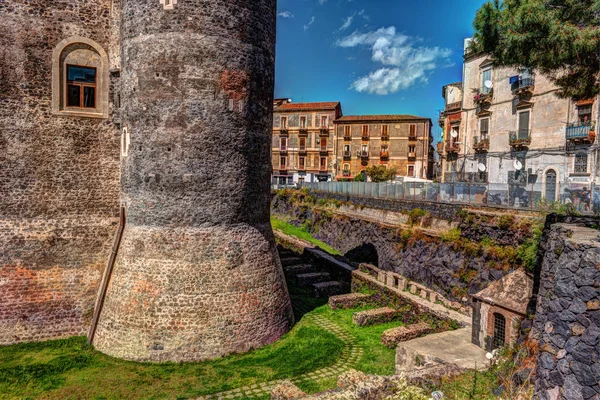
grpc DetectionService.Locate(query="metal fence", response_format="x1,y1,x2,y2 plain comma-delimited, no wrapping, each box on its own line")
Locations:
292,181,600,214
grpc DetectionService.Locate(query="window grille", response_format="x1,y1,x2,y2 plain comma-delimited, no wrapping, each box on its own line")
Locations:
575,153,588,173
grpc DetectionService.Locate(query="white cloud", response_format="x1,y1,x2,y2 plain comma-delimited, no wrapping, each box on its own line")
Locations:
278,11,294,18
336,26,452,95
339,15,354,31
304,16,316,31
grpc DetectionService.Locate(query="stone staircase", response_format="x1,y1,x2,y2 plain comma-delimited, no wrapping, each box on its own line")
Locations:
278,247,350,299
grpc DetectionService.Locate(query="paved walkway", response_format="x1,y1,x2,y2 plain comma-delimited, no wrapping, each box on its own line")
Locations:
195,314,364,400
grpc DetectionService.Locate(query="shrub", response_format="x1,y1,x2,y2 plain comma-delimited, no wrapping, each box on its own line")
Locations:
497,214,515,230
408,208,427,226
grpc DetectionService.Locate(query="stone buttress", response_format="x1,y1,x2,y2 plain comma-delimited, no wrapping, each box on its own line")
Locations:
92,0,294,362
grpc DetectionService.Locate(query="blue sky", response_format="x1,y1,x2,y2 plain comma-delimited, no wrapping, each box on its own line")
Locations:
274,0,488,141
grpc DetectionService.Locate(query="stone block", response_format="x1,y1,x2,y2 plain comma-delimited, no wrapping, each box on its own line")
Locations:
296,272,331,287
352,307,401,327
313,281,350,298
398,278,408,291
410,283,418,294
270,380,306,400
281,257,304,267
284,264,316,276
381,322,433,348
420,289,428,299
378,271,387,283
328,293,373,310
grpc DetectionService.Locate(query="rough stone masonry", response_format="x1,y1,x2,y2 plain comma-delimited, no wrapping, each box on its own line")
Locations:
1,0,293,362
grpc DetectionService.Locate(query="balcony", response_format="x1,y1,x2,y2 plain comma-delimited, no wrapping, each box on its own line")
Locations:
380,151,389,160
279,167,288,175
473,89,492,105
566,122,596,144
445,143,460,154
299,128,308,136
473,136,490,152
299,147,307,155
509,130,531,149
511,77,535,94
445,101,462,112
408,152,416,159
319,127,330,136
280,128,289,136
320,147,329,156
381,134,389,141
342,170,351,177
358,150,369,159
344,134,352,141
343,151,352,159
409,134,417,141
279,147,288,154
362,134,370,141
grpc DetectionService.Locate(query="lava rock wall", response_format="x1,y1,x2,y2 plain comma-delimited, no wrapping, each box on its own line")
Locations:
532,223,600,400
0,1,120,344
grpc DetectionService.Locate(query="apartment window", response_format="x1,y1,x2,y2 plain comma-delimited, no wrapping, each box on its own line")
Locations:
409,125,417,137
320,137,327,150
408,145,415,153
280,116,287,129
382,145,388,152
66,65,97,108
343,144,351,154
299,137,306,150
362,125,369,137
299,157,305,169
280,157,287,168
280,137,287,151
343,163,350,172
361,144,369,153
320,157,327,169
480,118,489,140
518,111,530,139
344,126,351,136
382,125,389,136
575,153,588,173
300,116,307,128
578,104,593,124
321,116,328,127
408,165,415,176
481,68,492,94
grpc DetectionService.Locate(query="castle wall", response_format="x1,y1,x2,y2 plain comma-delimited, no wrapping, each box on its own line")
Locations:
92,0,293,362
0,1,121,343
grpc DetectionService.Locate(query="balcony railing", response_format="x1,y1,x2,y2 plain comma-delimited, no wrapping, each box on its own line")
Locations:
408,152,416,159
381,133,389,140
342,170,351,177
445,142,460,153
362,133,370,140
280,128,289,135
445,101,462,112
279,147,287,153
299,128,308,136
566,122,596,143
509,130,531,147
380,151,389,159
320,127,330,135
358,150,369,159
409,134,417,141
344,134,352,141
511,77,535,93
343,151,352,158
299,147,307,153
473,89,492,105
473,136,490,151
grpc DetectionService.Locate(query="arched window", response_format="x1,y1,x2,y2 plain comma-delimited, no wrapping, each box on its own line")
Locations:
52,36,109,118
545,169,557,201
493,313,506,349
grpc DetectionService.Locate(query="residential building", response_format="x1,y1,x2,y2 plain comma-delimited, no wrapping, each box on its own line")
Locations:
272,101,343,184
439,38,599,204
333,115,434,180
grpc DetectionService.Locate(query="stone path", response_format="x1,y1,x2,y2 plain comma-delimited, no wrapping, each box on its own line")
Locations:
195,314,364,400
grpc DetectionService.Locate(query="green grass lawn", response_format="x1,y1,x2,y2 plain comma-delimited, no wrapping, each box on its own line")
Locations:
0,318,344,400
271,216,341,256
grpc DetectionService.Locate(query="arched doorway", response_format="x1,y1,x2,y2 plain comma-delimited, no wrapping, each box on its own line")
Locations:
545,169,557,201
493,313,506,349
345,243,379,266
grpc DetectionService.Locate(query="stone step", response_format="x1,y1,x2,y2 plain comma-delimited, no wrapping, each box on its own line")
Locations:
328,292,373,310
284,264,317,276
381,322,434,348
352,307,402,327
280,257,305,267
296,272,331,287
313,281,350,298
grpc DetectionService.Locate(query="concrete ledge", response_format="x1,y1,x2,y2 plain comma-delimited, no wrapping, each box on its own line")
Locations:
352,307,401,327
381,322,433,349
328,293,373,310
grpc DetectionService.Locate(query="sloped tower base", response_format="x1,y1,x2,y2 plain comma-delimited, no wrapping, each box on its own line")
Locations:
93,224,293,362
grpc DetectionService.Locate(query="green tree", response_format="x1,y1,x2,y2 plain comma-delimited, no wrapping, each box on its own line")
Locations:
472,0,600,99
364,165,397,182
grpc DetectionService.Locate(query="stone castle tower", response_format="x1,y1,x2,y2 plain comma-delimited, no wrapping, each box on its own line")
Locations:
0,0,293,362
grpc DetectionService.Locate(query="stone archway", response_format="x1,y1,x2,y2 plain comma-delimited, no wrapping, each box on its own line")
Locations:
344,243,379,266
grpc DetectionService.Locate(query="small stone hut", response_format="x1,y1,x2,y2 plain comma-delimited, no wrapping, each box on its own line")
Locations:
471,269,533,351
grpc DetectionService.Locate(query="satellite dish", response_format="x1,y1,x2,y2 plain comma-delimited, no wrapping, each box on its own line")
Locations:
478,163,487,172
484,80,493,89
514,160,523,170
451,130,459,138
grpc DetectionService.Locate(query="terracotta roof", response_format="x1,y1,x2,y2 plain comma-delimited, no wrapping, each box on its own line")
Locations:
335,115,429,123
472,269,533,315
274,102,340,111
